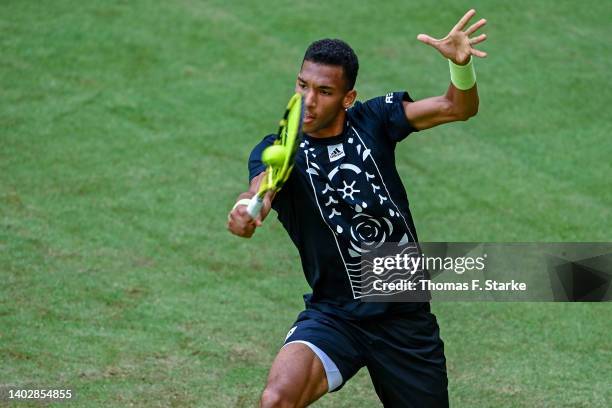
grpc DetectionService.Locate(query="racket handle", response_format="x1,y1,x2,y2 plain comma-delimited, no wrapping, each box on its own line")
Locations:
246,196,264,218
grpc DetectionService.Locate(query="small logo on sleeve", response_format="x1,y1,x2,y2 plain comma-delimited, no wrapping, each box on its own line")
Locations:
327,143,345,162
385,92,393,103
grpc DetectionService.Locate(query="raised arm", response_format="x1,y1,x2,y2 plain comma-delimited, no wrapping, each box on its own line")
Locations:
404,9,488,130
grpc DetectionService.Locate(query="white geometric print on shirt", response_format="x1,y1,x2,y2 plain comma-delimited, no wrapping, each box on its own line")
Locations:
302,126,418,299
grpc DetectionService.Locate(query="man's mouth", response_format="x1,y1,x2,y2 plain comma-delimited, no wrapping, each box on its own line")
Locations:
304,113,315,124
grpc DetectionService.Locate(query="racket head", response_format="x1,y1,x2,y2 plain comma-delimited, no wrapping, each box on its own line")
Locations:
268,93,304,191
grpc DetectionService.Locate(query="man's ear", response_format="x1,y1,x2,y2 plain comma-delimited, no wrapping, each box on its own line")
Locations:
343,89,357,109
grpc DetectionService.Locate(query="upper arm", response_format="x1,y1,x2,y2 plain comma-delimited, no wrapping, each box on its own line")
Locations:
403,83,479,131
402,95,458,131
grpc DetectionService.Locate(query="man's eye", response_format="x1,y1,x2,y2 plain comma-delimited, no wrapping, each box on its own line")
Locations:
299,83,307,89
321,90,331,95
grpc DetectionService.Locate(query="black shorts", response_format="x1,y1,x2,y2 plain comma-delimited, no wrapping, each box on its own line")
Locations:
282,303,448,408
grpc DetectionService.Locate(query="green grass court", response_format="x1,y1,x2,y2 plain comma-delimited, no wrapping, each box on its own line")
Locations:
1,1,610,406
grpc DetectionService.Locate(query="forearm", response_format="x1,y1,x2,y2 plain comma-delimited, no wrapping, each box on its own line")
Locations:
227,172,275,240
245,171,275,222
444,79,479,120
233,190,275,223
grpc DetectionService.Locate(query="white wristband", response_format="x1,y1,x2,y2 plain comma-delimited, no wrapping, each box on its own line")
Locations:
232,198,252,211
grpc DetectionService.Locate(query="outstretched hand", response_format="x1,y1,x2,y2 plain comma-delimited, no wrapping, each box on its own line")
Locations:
417,9,488,65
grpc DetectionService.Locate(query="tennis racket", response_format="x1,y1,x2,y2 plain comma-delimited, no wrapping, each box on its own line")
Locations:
246,93,304,218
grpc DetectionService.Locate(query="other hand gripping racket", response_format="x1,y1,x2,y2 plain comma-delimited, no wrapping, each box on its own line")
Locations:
246,93,304,218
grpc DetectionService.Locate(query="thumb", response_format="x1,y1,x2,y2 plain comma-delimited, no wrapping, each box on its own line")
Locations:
417,34,437,46
254,219,263,227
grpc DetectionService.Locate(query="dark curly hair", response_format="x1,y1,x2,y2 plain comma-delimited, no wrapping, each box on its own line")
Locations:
302,38,359,90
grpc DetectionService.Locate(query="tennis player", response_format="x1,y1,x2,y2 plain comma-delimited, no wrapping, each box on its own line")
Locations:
227,9,487,407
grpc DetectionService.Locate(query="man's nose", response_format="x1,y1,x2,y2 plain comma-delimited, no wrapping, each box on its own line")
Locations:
304,89,316,108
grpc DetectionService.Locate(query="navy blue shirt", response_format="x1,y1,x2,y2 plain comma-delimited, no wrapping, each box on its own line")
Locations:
249,92,423,320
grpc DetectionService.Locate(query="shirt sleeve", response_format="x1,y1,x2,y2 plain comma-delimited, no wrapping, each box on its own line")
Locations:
359,91,418,143
248,134,277,182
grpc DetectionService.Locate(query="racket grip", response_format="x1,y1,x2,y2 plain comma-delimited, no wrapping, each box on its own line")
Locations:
246,196,264,218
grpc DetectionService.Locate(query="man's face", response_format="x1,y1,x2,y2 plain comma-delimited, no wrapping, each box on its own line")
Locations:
295,60,355,136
